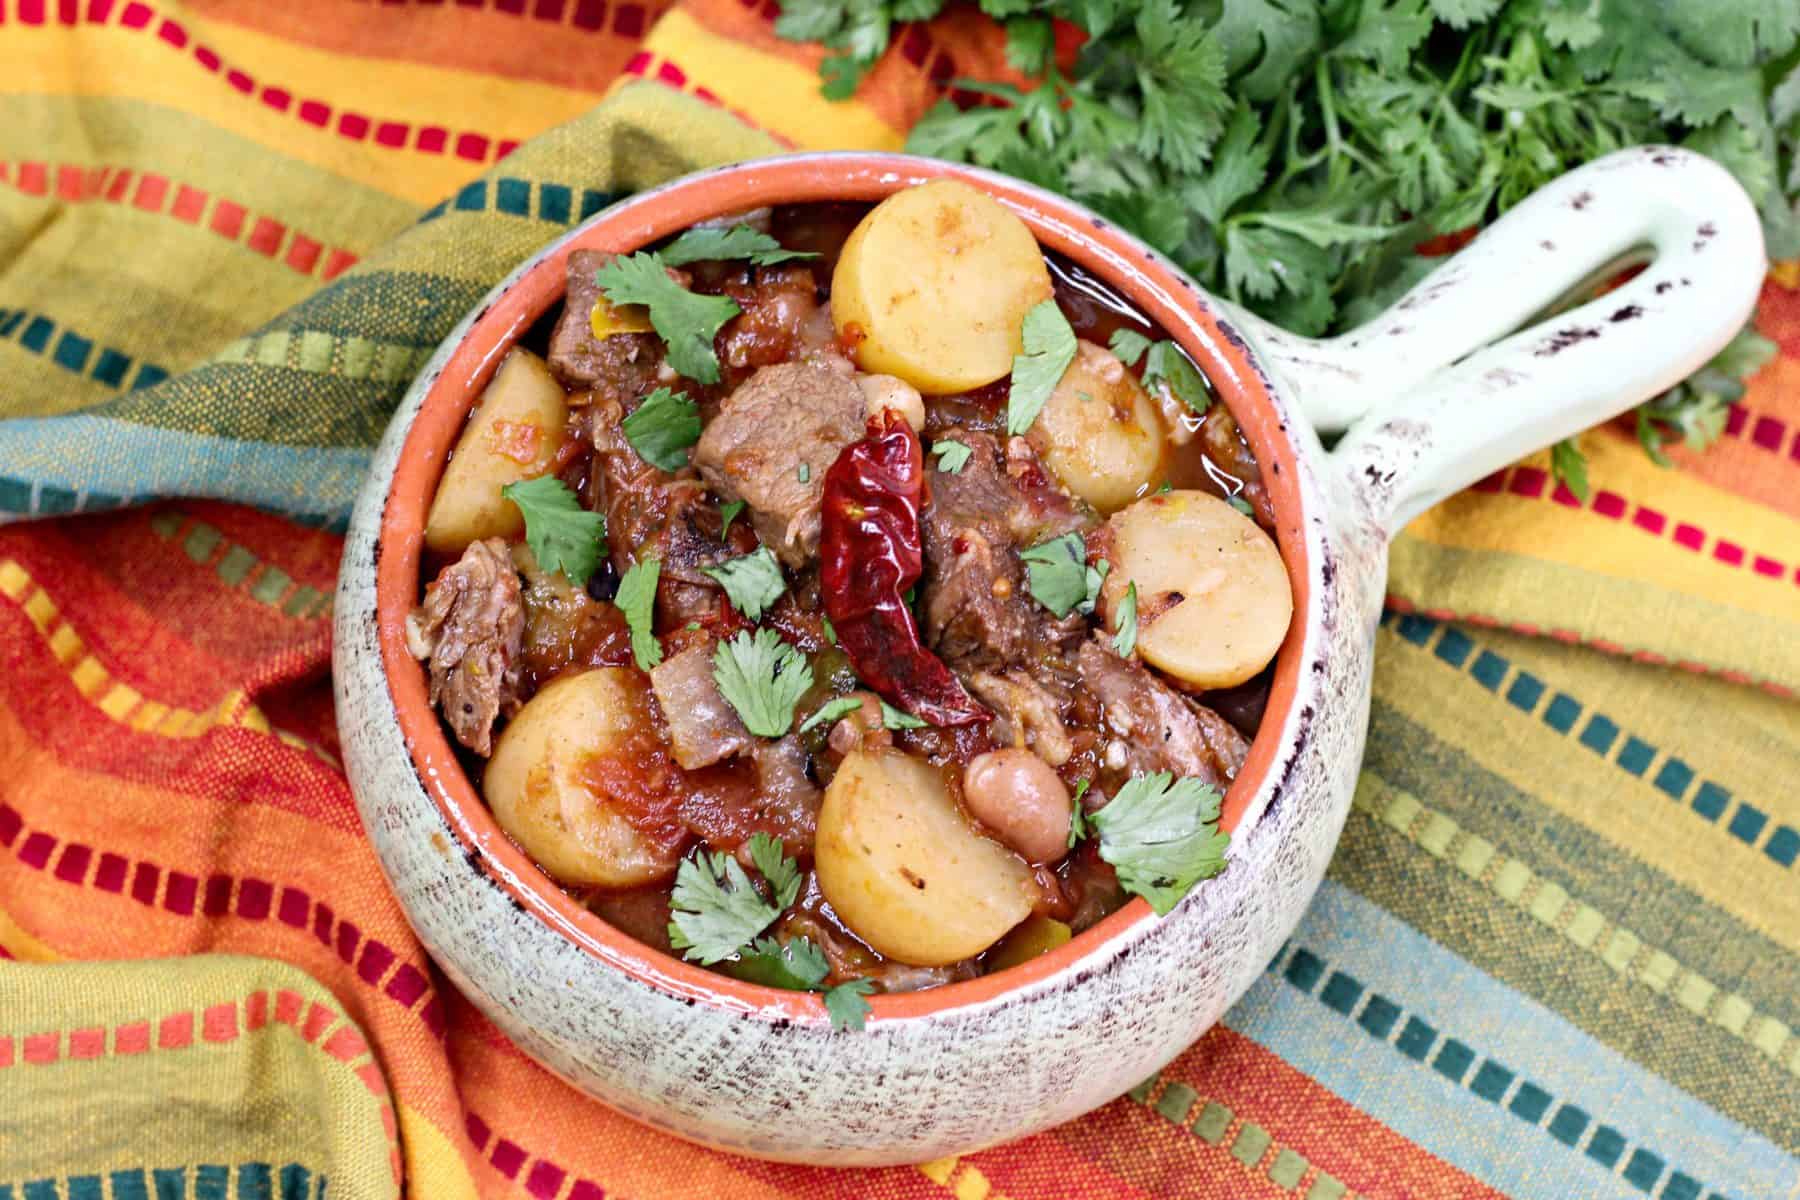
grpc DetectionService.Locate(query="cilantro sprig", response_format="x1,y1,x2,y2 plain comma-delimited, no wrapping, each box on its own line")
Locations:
1090,771,1230,916
1019,533,1106,619
622,387,702,471
660,224,819,267
1109,329,1212,416
702,545,787,622
712,628,814,737
595,253,739,384
774,0,1800,487
501,476,606,587
616,556,662,672
667,832,801,965
930,439,974,474
1006,299,1077,436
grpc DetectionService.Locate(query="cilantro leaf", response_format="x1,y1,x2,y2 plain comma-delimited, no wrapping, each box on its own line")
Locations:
623,387,702,471
702,545,787,622
746,831,803,910
595,253,739,384
1108,328,1153,367
1006,299,1078,436
1019,533,1090,618
1550,439,1591,503
1113,581,1139,657
931,440,974,474
1227,494,1255,517
667,849,784,965
821,614,837,646
799,695,863,734
1142,341,1212,415
502,476,606,586
1067,778,1092,849
879,699,926,730
1090,772,1229,916
713,628,814,738
615,556,662,672
727,934,831,990
718,499,746,540
824,979,876,1031
659,225,818,267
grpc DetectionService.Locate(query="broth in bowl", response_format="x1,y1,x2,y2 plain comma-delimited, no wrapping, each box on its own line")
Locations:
407,181,1293,1018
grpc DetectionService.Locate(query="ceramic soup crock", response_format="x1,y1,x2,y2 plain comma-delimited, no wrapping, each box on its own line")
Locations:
334,148,1763,1166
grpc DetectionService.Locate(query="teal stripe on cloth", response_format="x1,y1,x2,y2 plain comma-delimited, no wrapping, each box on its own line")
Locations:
1226,881,1796,1200
0,415,368,527
0,1167,321,1200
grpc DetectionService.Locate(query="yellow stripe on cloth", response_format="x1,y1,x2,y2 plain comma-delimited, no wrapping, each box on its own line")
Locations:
0,901,63,963
0,557,336,764
637,9,905,152
0,14,595,205
396,1099,483,1200
1374,623,1800,955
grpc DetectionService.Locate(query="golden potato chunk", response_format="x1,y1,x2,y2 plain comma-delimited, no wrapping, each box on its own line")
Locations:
831,180,1053,394
425,348,569,555
1104,490,1292,689
1028,339,1166,512
484,669,682,889
815,751,1034,966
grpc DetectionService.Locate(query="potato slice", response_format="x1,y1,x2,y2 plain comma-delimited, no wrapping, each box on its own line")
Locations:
484,669,682,889
425,348,570,554
1104,490,1292,690
831,180,1052,394
815,751,1034,967
1028,339,1166,512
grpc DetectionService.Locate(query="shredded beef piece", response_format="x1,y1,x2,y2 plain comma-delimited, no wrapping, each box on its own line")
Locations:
650,640,752,770
692,359,866,568
967,669,1074,766
548,250,665,401
1075,637,1248,788
407,538,525,756
584,397,733,625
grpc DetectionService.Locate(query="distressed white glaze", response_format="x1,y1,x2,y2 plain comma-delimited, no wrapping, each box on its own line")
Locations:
333,148,1761,1165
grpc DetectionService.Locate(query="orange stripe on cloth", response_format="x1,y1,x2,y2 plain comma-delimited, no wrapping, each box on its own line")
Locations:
0,704,479,1191
0,159,360,281
178,0,670,95
1636,363,1800,522
0,0,517,162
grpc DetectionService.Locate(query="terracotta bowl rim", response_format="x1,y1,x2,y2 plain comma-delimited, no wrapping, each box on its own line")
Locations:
373,151,1316,1028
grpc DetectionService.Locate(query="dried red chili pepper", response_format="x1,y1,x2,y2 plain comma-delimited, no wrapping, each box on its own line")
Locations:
820,410,989,727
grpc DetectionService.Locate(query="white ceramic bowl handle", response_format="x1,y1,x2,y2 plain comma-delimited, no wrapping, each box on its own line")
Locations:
1230,146,1766,536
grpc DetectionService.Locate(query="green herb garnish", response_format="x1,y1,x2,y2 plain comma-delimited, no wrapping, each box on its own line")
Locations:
1113,581,1139,658
622,387,702,471
719,498,746,540
823,979,876,1032
931,440,974,474
702,545,787,622
799,695,863,734
712,628,814,738
501,476,606,587
1090,771,1229,916
596,253,739,384
615,556,662,671
1005,299,1077,436
659,224,819,267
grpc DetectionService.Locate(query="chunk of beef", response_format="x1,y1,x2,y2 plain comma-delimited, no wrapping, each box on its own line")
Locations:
585,396,733,625
750,736,822,846
1075,637,1249,788
692,359,866,568
406,538,524,756
919,433,1090,667
650,640,751,770
548,250,664,401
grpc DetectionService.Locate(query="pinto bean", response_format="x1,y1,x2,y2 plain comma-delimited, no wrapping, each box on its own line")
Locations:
962,748,1073,865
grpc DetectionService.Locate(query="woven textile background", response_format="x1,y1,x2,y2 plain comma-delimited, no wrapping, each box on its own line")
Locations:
1,2,1796,1198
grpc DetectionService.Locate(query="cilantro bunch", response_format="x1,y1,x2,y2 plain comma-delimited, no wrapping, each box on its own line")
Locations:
778,0,1800,491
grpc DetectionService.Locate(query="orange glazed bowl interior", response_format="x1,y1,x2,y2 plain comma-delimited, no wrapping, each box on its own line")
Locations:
372,153,1314,1026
